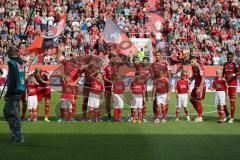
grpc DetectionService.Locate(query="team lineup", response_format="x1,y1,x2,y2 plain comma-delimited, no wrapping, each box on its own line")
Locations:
21,52,240,124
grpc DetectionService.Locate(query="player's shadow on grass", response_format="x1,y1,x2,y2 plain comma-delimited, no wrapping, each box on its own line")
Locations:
1,133,240,160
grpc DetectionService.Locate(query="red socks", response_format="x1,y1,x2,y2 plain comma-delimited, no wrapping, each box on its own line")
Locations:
142,106,146,118
175,108,180,119
162,105,167,119
230,100,236,119
114,109,118,121
218,107,224,121
114,108,123,121
155,107,160,119
194,101,203,117
45,104,50,118
72,102,76,116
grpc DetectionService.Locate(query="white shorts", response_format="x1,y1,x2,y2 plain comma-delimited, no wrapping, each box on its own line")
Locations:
27,95,38,109
156,93,168,105
113,94,124,109
215,91,226,106
60,99,72,109
131,94,143,109
88,92,100,108
176,94,188,108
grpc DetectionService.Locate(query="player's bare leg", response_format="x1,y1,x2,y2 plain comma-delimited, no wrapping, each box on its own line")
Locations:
33,108,38,122
184,107,190,121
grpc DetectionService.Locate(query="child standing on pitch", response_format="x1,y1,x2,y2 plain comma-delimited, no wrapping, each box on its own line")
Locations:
112,73,125,122
130,72,146,123
209,70,228,123
88,72,105,122
27,74,39,122
175,70,190,121
152,70,170,123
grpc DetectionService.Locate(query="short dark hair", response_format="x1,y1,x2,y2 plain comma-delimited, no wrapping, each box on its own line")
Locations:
108,54,116,60
190,54,197,60
142,57,149,61
227,52,234,57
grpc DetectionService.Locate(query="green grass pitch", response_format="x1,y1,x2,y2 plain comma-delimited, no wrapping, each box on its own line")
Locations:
0,92,240,160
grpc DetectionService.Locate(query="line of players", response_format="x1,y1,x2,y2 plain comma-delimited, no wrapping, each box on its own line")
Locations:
21,52,240,123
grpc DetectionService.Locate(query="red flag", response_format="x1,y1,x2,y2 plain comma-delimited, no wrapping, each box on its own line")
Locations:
43,13,67,39
25,36,44,53
103,17,138,55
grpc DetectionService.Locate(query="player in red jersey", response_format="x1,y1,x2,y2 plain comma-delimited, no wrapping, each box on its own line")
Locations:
103,54,121,121
152,70,170,123
130,73,146,123
34,68,51,122
189,55,206,122
112,73,125,122
133,56,150,122
88,72,105,122
82,57,103,121
175,70,190,121
150,52,171,120
209,70,228,123
58,75,77,122
26,74,39,122
222,52,240,123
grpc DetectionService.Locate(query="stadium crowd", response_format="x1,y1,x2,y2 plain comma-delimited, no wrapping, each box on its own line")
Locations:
0,0,238,65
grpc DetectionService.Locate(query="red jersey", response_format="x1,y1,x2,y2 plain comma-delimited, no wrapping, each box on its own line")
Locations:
62,59,81,81
150,60,169,80
27,83,38,96
223,62,239,86
61,79,75,100
153,77,169,94
113,80,125,94
212,78,228,91
134,63,150,82
84,64,102,86
192,63,205,87
104,64,120,87
90,79,105,94
175,79,189,94
36,71,50,88
130,79,145,94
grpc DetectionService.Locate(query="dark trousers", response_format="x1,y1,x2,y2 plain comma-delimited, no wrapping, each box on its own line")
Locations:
3,95,23,141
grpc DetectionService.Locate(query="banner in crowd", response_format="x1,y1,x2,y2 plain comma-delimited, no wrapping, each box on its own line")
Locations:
103,17,138,55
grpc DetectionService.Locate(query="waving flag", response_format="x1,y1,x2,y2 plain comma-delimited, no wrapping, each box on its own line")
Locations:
42,13,67,39
103,17,138,55
25,13,67,54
